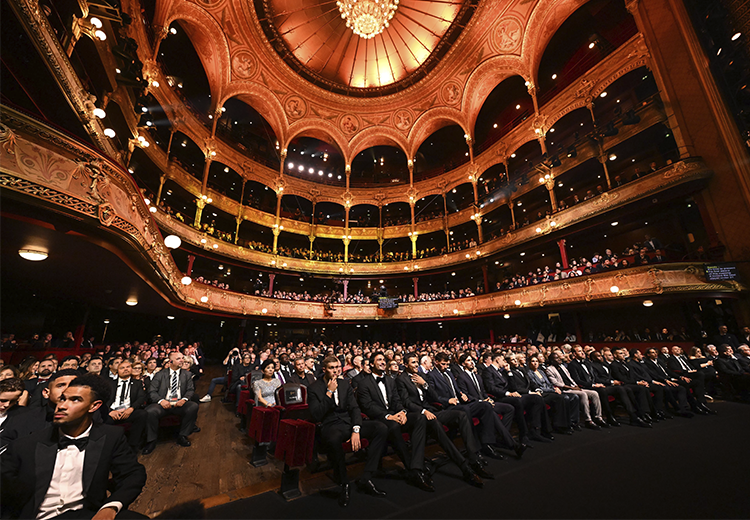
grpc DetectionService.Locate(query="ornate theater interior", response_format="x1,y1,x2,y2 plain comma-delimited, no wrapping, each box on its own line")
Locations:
1,0,750,517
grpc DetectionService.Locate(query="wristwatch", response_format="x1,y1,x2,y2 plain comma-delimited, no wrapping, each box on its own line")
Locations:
352,426,361,433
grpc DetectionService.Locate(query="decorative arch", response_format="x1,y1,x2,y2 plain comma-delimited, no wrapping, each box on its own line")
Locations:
218,84,287,146
408,108,468,158
463,56,527,133
285,121,350,161
347,127,409,162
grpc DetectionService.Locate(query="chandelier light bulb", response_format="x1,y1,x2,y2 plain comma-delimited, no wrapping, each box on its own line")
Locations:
200,296,209,303
337,0,400,39
90,17,103,28
103,128,116,138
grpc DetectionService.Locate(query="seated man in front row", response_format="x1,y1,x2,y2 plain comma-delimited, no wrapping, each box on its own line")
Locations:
1,374,146,519
143,351,199,454
308,356,388,508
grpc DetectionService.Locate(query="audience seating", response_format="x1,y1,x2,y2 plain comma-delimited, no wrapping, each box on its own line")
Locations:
274,419,316,499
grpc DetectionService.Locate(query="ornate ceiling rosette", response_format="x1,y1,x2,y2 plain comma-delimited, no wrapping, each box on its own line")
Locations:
255,0,477,95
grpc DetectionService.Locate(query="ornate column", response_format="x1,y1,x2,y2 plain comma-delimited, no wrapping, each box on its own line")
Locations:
234,216,242,245
557,239,569,269
470,205,484,243
343,279,349,300
166,127,176,156
200,137,216,196
442,192,450,251
268,273,275,296
538,171,558,212
194,198,205,229
155,174,166,205
527,80,539,114
597,149,613,190
481,264,489,294
343,235,351,263
508,201,516,228
413,277,419,299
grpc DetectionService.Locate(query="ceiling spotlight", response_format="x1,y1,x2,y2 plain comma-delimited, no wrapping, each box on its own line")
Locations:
213,244,219,249
262,308,268,314
167,315,175,320
103,319,110,324
200,296,209,303
164,235,182,249
94,30,107,41
103,128,116,138
643,300,654,307
551,74,557,80
510,153,516,158
170,27,177,35
200,238,207,244
514,299,522,306
181,276,192,285
92,108,106,119
151,81,160,88
609,154,617,161
588,42,596,49
125,298,138,306
610,285,619,293
515,104,521,109
149,206,157,213
18,249,48,261
504,314,510,319
611,221,619,226
520,252,525,256
453,309,459,314
732,32,741,41
90,17,103,28
600,91,607,98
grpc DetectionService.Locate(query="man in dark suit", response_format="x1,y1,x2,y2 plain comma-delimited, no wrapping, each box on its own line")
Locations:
103,360,147,452
345,355,364,379
356,352,433,492
349,359,371,391
567,346,627,427
667,346,715,414
589,350,651,427
25,358,56,408
737,345,750,372
657,346,673,366
1,375,146,519
288,357,315,386
642,348,695,417
505,354,557,439
714,325,740,349
396,353,490,488
142,351,199,454
430,352,525,460
609,349,657,421
481,352,547,442
309,356,387,507
715,345,750,399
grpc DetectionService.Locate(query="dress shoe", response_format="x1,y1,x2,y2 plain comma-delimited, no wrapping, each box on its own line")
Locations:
474,453,489,467
608,418,622,427
461,467,484,489
572,424,582,431
643,413,654,423
528,432,551,443
693,407,709,415
338,483,351,507
409,470,435,492
555,427,574,435
176,435,191,447
585,421,601,431
356,479,387,497
514,442,528,459
141,441,156,455
594,418,610,428
469,461,495,479
631,417,651,428
482,444,505,460
655,411,667,421
699,404,717,415
193,426,201,433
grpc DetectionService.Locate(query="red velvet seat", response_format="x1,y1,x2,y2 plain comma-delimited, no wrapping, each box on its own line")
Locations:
248,406,281,443
275,419,316,467
274,383,310,420
238,389,255,415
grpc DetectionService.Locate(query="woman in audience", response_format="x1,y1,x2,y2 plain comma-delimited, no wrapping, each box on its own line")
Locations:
253,359,281,407
18,357,38,381
0,365,29,406
689,346,717,395
131,361,145,381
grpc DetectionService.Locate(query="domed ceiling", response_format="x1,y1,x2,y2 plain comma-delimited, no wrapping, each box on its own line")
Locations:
256,0,475,95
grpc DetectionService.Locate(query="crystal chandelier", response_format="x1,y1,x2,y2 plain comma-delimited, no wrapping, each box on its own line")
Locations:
336,0,400,39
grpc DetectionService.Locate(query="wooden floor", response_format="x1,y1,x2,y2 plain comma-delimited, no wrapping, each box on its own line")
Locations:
130,366,286,517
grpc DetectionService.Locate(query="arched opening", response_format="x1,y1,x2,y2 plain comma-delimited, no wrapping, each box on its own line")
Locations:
138,93,173,151
207,162,245,204
169,131,205,181
383,202,411,227
243,181,277,214
350,145,409,185
414,195,444,223
284,137,345,185
217,96,281,171
414,124,469,181
314,202,346,226
445,183,474,214
350,204,379,228
281,194,313,223
473,76,533,154
159,179,197,226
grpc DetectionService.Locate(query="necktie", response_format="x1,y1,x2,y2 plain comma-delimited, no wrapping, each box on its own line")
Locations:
470,371,481,394
116,381,125,406
678,356,691,371
442,371,456,398
170,371,178,399
58,437,88,451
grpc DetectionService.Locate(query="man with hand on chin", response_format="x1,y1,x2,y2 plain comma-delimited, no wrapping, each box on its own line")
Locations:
1,374,146,519
308,356,388,507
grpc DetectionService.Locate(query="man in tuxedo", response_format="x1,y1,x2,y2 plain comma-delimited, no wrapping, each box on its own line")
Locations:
642,349,695,417
736,345,750,372
103,360,147,452
356,352,433,492
288,357,316,386
715,345,750,399
657,346,672,366
396,353,491,488
308,356,387,507
142,351,199,454
545,352,606,429
345,356,363,379
278,353,294,382
1,374,146,519
0,378,26,454
26,359,56,408
667,346,715,414
431,352,524,460
609,349,657,421
481,352,546,443
349,359,371,391
589,350,651,427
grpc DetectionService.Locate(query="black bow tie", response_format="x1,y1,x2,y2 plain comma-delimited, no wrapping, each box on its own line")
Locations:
58,436,88,451
375,375,385,383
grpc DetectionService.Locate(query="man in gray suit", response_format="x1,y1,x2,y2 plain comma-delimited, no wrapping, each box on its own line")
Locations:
142,351,199,454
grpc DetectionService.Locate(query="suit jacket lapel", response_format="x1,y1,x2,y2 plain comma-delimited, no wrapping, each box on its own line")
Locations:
34,430,59,512
371,375,387,408
83,428,105,493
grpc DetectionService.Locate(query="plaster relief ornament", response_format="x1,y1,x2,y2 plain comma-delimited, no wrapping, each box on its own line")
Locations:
285,96,307,119
493,18,523,53
393,110,412,131
340,115,360,134
231,50,258,79
441,82,462,105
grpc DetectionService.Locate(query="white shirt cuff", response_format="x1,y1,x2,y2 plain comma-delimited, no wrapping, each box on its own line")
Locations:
99,501,122,514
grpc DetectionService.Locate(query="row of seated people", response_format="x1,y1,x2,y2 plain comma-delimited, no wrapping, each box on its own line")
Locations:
205,340,749,507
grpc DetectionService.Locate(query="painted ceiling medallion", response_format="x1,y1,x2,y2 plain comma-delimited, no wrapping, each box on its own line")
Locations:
258,0,475,95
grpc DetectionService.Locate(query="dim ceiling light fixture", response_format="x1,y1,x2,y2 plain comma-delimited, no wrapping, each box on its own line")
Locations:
18,248,48,261
643,300,654,307
337,0,399,39
125,298,138,306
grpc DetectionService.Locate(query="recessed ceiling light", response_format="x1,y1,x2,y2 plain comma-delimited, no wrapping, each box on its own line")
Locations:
125,298,138,306
504,314,510,319
167,315,175,320
643,300,654,307
611,221,619,226
18,249,48,261
200,296,209,303
610,285,619,293
164,235,181,249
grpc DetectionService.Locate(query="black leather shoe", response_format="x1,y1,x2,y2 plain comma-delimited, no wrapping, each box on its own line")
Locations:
528,432,551,443
461,467,484,488
482,444,505,460
470,462,495,479
474,453,489,467
338,483,351,507
643,413,655,423
655,411,667,421
572,424,582,431
699,404,717,415
176,435,191,447
585,421,601,431
515,442,528,459
608,418,622,427
409,471,435,492
141,441,156,455
631,417,651,428
193,426,201,433
555,427,574,435
357,479,387,497
541,432,555,441
594,418,610,428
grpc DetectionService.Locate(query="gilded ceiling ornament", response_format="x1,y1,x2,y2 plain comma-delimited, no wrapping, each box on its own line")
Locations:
98,202,116,227
441,82,462,105
284,96,307,119
393,110,412,131
339,114,360,134
231,50,258,80
0,123,17,156
493,18,523,54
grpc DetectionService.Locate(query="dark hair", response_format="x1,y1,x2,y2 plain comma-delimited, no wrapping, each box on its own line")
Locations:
60,355,80,365
435,352,450,363
0,365,20,378
260,359,276,372
68,374,111,404
48,369,82,384
0,377,25,394
369,351,385,365
645,348,658,356
43,354,57,361
89,356,103,363
458,353,472,365
403,352,419,364
717,344,731,355
629,349,641,358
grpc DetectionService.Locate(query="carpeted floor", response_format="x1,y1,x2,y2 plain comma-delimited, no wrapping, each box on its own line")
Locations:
205,401,750,519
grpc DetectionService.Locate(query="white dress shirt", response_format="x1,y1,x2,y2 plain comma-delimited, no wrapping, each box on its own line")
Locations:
37,424,122,519
111,378,131,410
160,368,183,404
375,376,389,407
0,411,7,428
